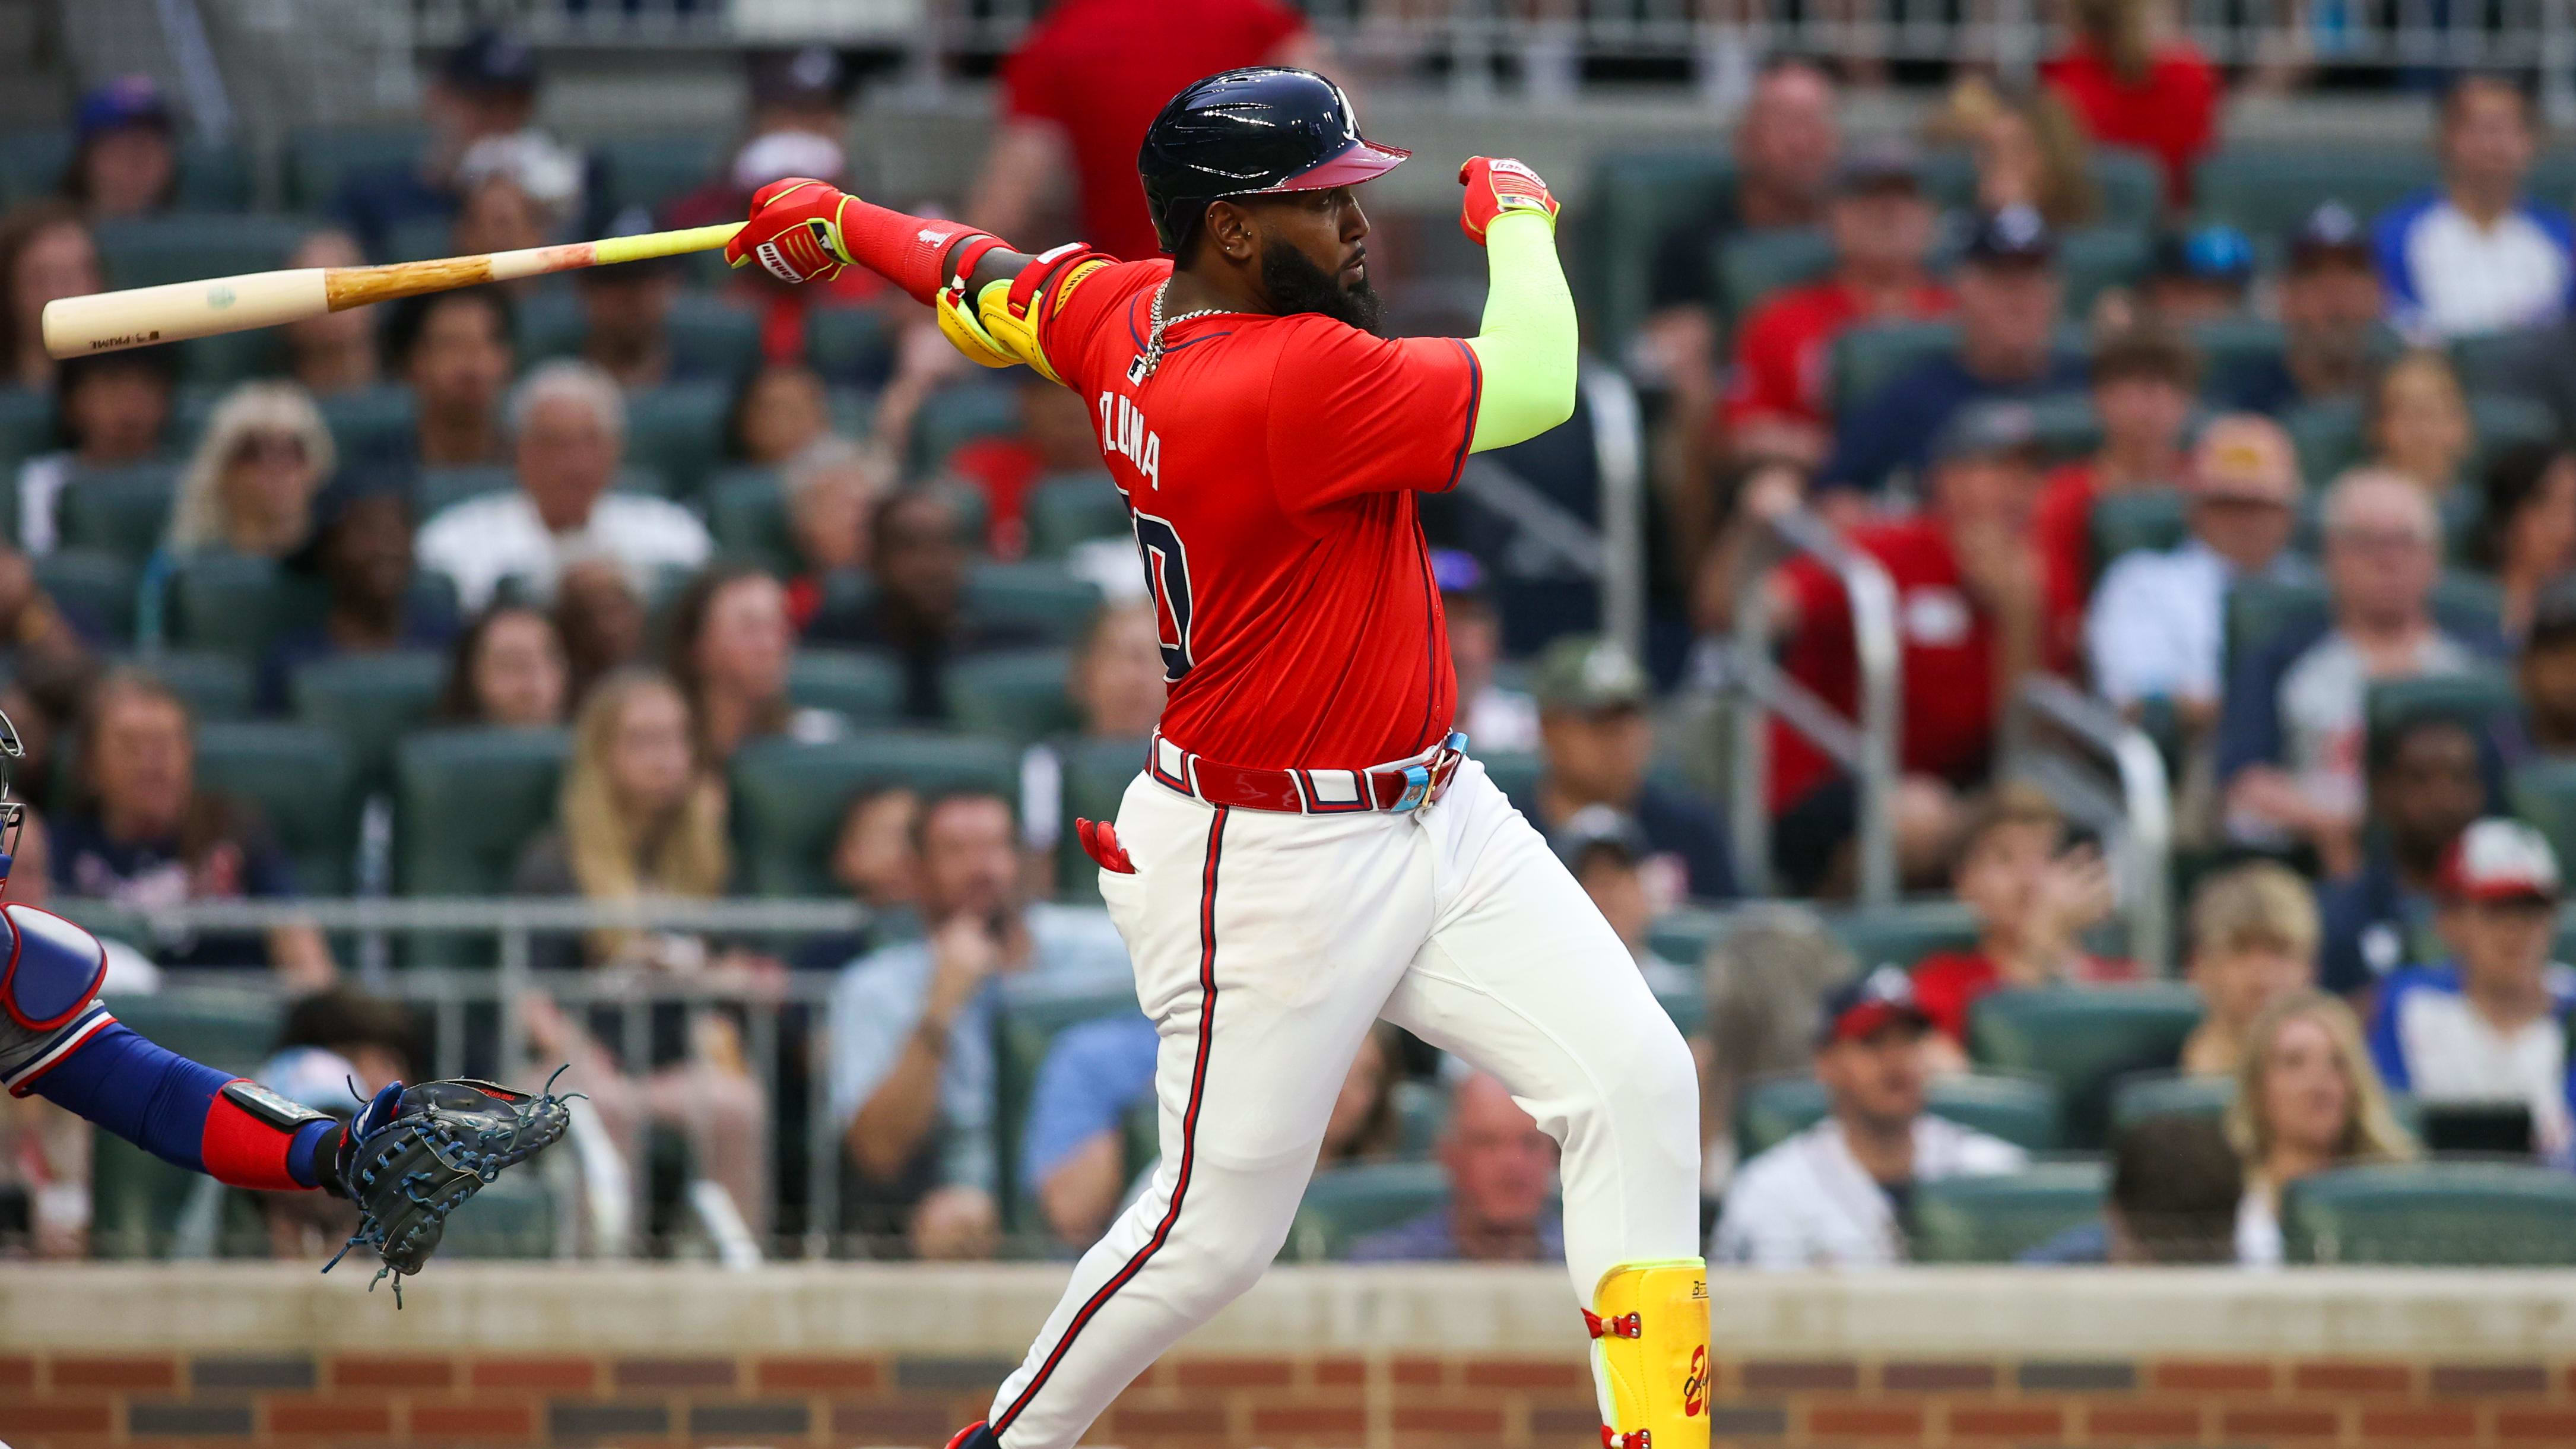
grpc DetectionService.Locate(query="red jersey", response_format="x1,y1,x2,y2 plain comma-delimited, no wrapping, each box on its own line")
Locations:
1036,258,1479,769
1718,277,1952,432
1000,0,1308,264
1769,518,2081,806
2031,461,2108,665
2039,42,2219,208
1911,950,2143,1042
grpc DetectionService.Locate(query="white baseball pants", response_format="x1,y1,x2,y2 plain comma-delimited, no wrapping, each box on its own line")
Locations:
983,757,1703,1447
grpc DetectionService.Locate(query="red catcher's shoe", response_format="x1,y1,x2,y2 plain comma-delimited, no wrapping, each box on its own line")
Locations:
946,1423,1001,1449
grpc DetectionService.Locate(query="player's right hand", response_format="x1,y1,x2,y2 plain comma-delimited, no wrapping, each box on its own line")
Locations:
1457,156,1559,245
725,177,857,284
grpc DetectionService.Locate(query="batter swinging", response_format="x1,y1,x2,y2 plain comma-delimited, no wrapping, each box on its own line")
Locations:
728,66,1708,1449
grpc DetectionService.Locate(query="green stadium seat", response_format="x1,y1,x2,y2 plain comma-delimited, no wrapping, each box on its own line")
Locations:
174,140,255,213
806,306,896,385
730,733,1020,896
515,291,760,389
1282,1159,1451,1263
0,387,53,477
1832,320,1957,417
2190,316,2286,394
432,1170,558,1259
1909,1161,2108,1263
0,129,68,205
2109,1070,2236,1130
1652,977,1703,1032
2058,226,2152,318
2090,147,2163,230
2365,670,2518,746
706,466,795,575
395,727,571,896
786,649,904,725
164,551,318,658
625,381,729,497
2283,396,2362,487
1646,906,1727,968
55,462,179,560
290,651,448,788
1055,734,1149,904
2225,573,2502,668
2193,146,2437,243
384,215,455,265
950,648,1078,744
35,547,139,641
1025,471,1130,558
87,988,284,1259
2510,759,2576,880
995,982,1144,1226
417,465,516,518
1712,227,1833,322
193,722,359,892
1967,984,2203,1148
967,562,1103,643
285,126,424,214
1577,150,1734,350
1477,749,1542,817
93,214,315,291
591,133,725,217
176,327,293,389
317,386,418,462
101,988,282,1074
2089,489,2188,575
2281,1162,2576,1266
1825,899,1981,974
913,384,1024,475
2027,392,2102,462
123,649,253,722
1733,1071,2064,1159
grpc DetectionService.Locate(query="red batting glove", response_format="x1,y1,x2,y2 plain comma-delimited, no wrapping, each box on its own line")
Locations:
725,177,856,284
1457,156,1560,245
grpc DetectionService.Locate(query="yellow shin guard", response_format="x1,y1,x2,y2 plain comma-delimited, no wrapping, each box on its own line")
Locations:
1586,1258,1711,1449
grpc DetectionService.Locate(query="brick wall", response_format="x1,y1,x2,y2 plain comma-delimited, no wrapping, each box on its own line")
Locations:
11,1347,2576,1447
6,1264,2572,1448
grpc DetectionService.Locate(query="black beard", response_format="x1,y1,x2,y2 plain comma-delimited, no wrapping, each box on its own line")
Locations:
1258,239,1383,335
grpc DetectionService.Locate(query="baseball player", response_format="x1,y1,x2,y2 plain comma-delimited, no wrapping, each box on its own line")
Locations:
728,67,1706,1449
0,709,565,1291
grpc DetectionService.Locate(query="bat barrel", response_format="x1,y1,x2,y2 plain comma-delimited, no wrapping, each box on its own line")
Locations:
42,269,329,360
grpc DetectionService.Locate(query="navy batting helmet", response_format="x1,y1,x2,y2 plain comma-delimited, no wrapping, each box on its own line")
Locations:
1136,66,1410,256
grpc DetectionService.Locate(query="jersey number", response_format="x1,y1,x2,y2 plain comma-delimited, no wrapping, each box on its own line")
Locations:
1130,511,1194,683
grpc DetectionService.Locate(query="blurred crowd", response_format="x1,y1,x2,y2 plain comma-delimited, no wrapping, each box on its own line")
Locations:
4,0,2576,1264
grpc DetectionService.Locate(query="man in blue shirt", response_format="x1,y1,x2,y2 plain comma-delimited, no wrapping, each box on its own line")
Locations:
1346,1073,1563,1263
1818,205,2088,496
2375,74,2576,343
2316,714,2488,997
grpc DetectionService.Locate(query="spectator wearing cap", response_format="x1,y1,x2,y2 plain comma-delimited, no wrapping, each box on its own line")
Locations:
2019,1114,2245,1264
1349,1072,1563,1265
2515,578,2576,759
2031,328,2199,645
1909,781,2131,1057
1818,207,2088,496
2217,470,2494,876
2226,991,2418,1265
2315,713,2488,997
1711,968,2026,1269
1435,550,1537,754
2369,819,2576,1166
2085,415,2311,730
1553,805,1695,997
1530,636,1734,902
575,254,690,392
2478,444,2576,641
2138,226,2254,326
2377,75,2574,343
2217,203,2386,416
416,360,713,612
256,471,455,714
965,0,1326,265
2179,862,2322,1077
1713,142,1952,472
1769,404,2074,893
338,28,566,262
383,289,515,470
2039,0,2220,208
63,76,176,220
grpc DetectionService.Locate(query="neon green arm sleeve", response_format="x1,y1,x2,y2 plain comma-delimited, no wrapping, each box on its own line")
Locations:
1463,209,1579,453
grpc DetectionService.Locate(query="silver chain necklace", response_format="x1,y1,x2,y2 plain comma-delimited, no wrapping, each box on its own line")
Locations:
1136,279,1235,381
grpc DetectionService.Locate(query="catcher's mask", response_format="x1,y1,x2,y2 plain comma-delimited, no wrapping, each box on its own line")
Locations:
0,707,26,889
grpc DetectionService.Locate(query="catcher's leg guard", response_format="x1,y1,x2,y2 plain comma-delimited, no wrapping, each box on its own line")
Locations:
1586,1258,1711,1449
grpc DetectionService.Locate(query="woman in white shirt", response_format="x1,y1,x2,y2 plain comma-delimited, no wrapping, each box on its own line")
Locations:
2225,990,2420,1265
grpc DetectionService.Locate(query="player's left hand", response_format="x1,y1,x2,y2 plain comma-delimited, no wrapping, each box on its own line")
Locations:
1457,156,1559,245
321,1072,575,1304
726,177,858,284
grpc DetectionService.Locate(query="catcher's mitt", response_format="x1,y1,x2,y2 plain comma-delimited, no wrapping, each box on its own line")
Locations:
321,1070,575,1304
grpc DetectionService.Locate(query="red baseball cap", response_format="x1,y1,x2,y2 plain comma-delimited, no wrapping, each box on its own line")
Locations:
2439,819,2562,903
1817,966,1934,1046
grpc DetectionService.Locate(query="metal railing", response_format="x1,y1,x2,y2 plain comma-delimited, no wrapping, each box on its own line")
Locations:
1723,507,1901,905
1997,674,2175,971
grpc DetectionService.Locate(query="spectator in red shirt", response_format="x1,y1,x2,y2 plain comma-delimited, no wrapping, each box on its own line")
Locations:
1910,780,2133,1060
946,373,1115,559
964,0,1325,263
1768,404,2076,893
2040,0,2221,208
2031,327,2199,629
1718,142,1953,470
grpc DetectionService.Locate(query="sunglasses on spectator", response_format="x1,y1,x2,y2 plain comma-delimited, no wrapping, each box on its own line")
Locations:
230,432,306,465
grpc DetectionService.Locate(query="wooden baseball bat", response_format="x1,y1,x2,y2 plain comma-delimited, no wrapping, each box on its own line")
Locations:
40,220,748,360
